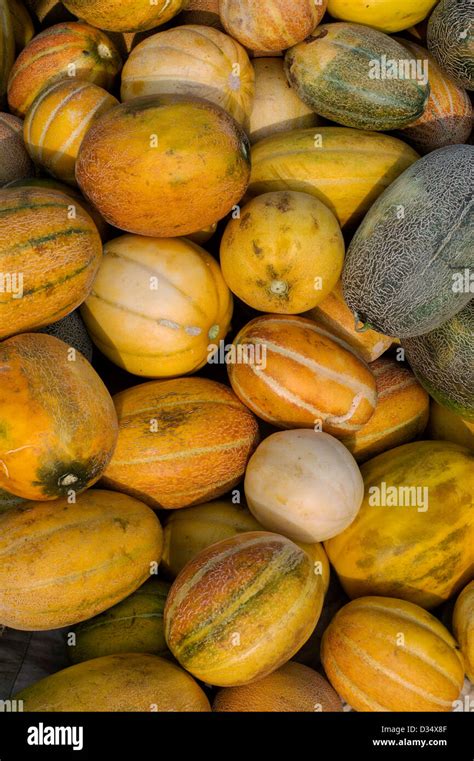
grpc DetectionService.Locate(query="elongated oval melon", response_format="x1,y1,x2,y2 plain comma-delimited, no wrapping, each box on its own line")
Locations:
427,0,473,90
326,0,438,33
342,144,473,338
62,0,187,33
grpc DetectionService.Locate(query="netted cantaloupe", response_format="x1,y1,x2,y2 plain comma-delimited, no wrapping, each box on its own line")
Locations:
427,0,473,90
342,145,473,338
62,0,187,32
0,112,33,185
40,310,94,363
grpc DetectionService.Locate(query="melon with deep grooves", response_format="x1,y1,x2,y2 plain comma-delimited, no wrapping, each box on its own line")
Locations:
427,0,473,90
285,23,429,131
62,0,187,33
14,653,210,711
342,145,473,338
402,301,474,421
0,112,33,185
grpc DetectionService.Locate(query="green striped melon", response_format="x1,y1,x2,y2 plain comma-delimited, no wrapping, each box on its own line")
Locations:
427,0,473,90
0,112,33,185
402,301,474,421
342,144,473,338
285,23,429,131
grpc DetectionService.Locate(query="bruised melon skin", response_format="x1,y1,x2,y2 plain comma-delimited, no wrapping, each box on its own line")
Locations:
164,531,324,686
428,401,474,453
76,95,251,238
14,653,210,711
227,315,377,437
7,22,122,118
327,0,438,34
0,490,163,630
0,187,102,339
0,112,33,185
402,302,474,422
427,0,473,91
321,597,465,712
0,333,118,501
213,661,342,712
285,23,429,131
102,377,259,510
249,127,419,228
342,145,474,338
63,0,187,33
453,582,474,682
324,441,474,609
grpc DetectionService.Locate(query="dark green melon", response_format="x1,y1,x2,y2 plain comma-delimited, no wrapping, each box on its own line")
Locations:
402,301,474,420
342,144,473,338
284,22,429,131
427,0,473,91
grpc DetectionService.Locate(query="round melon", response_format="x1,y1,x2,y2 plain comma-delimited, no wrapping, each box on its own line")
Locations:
40,310,94,363
402,301,474,421
249,57,318,144
62,0,187,32
81,234,232,377
219,0,327,53
427,0,473,90
0,333,118,500
213,661,342,712
327,0,438,33
228,315,377,436
0,112,33,185
68,579,170,664
0,187,102,339
340,357,429,462
76,95,250,237
7,22,121,118
220,191,344,314
14,653,210,711
428,401,474,452
0,0,14,103
342,145,473,338
24,80,118,185
249,127,419,228
321,597,465,711
453,582,474,682
164,531,324,686
102,377,259,510
0,490,162,630
244,430,364,543
324,441,474,609
121,25,255,128
8,0,34,51
285,23,429,131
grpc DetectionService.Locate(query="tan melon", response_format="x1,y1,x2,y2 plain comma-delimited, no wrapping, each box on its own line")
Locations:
428,401,474,452
0,112,33,185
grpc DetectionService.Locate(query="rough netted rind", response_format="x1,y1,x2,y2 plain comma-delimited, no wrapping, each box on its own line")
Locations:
427,0,474,91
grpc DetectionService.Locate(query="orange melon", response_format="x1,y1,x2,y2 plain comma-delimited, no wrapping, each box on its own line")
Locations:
102,377,260,510
0,333,118,501
228,315,377,437
321,596,465,711
164,531,324,686
62,0,187,33
76,95,251,237
24,80,118,185
0,112,33,185
220,191,345,314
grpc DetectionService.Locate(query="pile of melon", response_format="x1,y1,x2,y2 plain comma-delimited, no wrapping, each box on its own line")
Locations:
0,0,472,715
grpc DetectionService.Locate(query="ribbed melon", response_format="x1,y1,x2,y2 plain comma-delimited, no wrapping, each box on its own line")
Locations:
0,490,163,630
428,401,474,452
213,661,342,712
15,653,210,711
0,187,102,339
24,80,118,185
164,531,324,686
305,281,393,363
248,127,419,228
81,234,233,377
453,582,474,682
7,21,121,118
342,145,473,338
325,441,474,609
0,333,118,500
68,579,170,664
228,315,377,436
327,0,438,33
102,377,259,510
340,357,429,462
321,597,465,711
7,0,34,51
285,23,429,131
427,0,473,90
76,95,251,237
121,26,255,128
0,112,33,185
397,39,472,153
402,302,473,421
62,0,187,32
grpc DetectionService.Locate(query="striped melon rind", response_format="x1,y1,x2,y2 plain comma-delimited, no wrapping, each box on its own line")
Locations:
342,144,474,338
321,596,465,712
427,0,473,91
402,301,474,421
285,23,429,131
0,112,33,185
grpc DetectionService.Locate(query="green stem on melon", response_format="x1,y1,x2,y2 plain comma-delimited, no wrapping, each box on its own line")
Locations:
353,312,374,333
